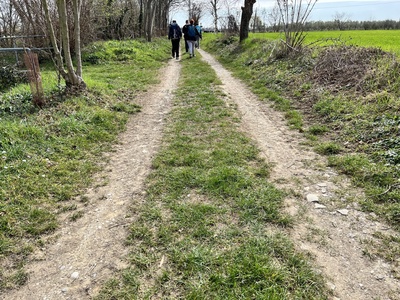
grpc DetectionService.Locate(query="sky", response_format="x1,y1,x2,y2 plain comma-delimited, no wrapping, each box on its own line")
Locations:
250,0,400,22
170,0,400,28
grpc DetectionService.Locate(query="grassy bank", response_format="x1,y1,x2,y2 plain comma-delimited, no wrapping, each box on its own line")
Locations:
0,39,170,290
95,52,328,299
202,34,400,263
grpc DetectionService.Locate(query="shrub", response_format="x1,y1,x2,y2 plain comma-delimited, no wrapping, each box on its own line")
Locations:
0,65,25,91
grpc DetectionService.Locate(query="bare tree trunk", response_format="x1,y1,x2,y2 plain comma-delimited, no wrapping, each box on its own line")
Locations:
144,0,155,42
56,0,78,85
139,0,143,36
210,0,219,32
41,0,67,79
72,0,82,78
239,0,256,42
42,0,84,90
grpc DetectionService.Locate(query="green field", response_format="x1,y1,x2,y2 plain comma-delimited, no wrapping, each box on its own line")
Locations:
251,30,400,55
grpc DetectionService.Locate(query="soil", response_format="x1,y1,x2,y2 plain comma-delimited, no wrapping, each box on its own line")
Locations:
3,50,400,300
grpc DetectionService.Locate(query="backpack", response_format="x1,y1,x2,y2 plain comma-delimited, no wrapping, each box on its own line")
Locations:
172,27,179,39
187,25,196,38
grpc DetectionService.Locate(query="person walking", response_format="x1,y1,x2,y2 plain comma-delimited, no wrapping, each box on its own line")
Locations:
168,20,182,60
182,20,189,53
195,23,202,49
186,19,202,58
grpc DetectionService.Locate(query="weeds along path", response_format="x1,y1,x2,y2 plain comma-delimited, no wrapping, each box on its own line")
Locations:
199,49,400,300
4,59,181,300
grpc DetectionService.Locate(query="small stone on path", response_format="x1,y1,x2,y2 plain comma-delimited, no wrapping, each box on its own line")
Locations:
315,203,327,209
307,194,319,202
71,272,79,279
337,209,349,216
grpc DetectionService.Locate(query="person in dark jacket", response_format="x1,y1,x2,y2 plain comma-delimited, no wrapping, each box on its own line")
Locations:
182,20,189,53
168,20,182,60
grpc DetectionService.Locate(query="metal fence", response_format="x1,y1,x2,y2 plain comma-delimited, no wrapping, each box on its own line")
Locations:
0,35,48,65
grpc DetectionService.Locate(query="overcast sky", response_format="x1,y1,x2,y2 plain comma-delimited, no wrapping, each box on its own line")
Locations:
171,0,400,27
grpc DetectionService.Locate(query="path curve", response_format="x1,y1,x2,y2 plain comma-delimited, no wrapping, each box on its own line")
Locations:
4,59,181,300
199,49,400,300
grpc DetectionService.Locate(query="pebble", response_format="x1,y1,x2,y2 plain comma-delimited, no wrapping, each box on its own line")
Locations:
327,281,336,290
375,275,385,281
307,194,319,202
71,271,79,279
337,209,349,216
315,203,327,209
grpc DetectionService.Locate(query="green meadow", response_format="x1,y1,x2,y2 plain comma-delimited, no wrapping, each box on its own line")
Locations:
251,30,400,55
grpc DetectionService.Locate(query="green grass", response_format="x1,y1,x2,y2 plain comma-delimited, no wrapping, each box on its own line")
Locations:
253,30,400,55
315,142,342,155
0,38,170,290
95,51,328,299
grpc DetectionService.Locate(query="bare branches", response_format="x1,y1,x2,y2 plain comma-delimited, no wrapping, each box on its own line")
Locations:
276,0,318,54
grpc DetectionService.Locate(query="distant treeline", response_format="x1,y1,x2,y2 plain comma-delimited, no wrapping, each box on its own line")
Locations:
264,19,400,32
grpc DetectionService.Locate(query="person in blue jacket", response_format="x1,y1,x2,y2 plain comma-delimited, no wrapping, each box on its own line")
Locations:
168,20,182,60
186,19,202,58
195,23,202,49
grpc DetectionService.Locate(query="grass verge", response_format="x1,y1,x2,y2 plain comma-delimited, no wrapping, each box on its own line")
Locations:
95,52,328,299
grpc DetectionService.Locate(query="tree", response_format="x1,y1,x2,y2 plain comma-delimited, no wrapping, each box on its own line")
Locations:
333,11,350,31
183,0,205,23
143,0,155,41
266,3,280,32
11,0,46,48
227,14,238,33
41,0,85,89
239,0,256,42
143,0,176,41
191,1,205,23
207,0,239,32
209,0,221,32
251,8,265,32
0,0,20,47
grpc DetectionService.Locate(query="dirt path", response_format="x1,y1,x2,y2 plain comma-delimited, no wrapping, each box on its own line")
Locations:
199,49,400,300
4,59,181,300
4,49,400,300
